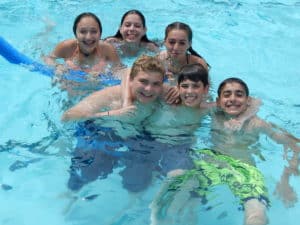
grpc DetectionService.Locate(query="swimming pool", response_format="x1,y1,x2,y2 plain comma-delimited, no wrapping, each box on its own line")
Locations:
1,1,300,225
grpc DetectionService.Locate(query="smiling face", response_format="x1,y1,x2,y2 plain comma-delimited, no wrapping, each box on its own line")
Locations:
179,79,208,107
119,13,146,43
75,16,101,55
217,82,250,117
130,70,163,104
164,29,190,60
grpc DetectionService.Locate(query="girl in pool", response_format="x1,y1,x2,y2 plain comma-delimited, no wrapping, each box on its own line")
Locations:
159,22,209,85
104,9,159,57
44,12,120,75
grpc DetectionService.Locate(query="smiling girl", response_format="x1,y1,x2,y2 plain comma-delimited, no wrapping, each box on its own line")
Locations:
45,12,120,75
104,10,159,57
158,22,209,85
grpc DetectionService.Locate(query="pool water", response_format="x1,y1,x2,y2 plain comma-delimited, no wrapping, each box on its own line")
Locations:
1,1,300,225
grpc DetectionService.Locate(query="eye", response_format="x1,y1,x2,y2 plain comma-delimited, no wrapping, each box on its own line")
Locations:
180,84,189,89
236,91,245,97
139,79,148,85
168,40,176,45
134,23,142,28
79,29,88,34
192,84,201,89
153,81,162,87
124,22,132,27
222,91,231,98
179,41,186,46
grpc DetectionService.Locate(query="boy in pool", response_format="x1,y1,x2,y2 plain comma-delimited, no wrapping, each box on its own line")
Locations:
62,54,184,192
62,54,164,123
62,60,258,192
150,77,300,225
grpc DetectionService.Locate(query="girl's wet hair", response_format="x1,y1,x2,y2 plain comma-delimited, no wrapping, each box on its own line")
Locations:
73,12,102,36
177,63,209,86
165,22,210,67
217,77,249,97
108,9,156,45
130,55,165,80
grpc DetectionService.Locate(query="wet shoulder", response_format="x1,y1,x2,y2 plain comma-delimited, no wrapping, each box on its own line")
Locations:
190,54,208,69
54,39,77,58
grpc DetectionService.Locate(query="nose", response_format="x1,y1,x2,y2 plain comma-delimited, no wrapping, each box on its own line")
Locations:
85,31,93,39
144,84,153,91
228,94,236,102
173,42,180,50
186,86,193,93
129,24,135,30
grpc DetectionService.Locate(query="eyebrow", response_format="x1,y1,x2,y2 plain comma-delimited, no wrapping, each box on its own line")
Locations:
222,90,245,95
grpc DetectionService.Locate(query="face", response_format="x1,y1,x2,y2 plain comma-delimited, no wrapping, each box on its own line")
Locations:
130,70,163,104
179,79,208,107
119,14,146,43
164,29,190,60
217,82,249,117
75,16,101,55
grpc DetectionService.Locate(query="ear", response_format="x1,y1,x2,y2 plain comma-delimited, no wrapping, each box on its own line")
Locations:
118,25,122,33
246,97,251,106
204,84,209,94
142,26,147,37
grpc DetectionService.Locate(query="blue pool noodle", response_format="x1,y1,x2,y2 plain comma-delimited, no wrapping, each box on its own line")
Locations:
0,36,121,85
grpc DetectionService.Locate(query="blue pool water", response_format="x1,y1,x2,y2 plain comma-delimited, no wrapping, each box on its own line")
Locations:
1,1,300,225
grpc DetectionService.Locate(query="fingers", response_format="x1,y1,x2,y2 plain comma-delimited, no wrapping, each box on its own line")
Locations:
164,87,179,104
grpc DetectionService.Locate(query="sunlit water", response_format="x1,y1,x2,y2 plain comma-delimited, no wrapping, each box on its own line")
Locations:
0,1,300,225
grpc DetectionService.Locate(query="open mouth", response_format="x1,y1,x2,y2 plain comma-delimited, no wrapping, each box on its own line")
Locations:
138,92,154,102
184,95,196,102
82,40,96,49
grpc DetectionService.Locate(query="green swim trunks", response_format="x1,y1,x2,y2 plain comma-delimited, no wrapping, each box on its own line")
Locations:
168,149,269,206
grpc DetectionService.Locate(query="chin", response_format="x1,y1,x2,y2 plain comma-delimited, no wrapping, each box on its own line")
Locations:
137,96,152,104
125,39,138,43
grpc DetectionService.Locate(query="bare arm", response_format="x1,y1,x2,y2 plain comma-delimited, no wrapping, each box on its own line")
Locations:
254,118,300,153
61,85,122,122
120,68,133,107
274,151,299,207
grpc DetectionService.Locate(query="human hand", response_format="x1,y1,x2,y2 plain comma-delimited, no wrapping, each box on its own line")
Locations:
164,86,180,105
283,147,300,175
274,173,298,208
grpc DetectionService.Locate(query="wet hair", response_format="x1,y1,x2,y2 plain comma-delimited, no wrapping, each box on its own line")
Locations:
177,63,209,87
107,9,156,45
130,55,165,80
72,12,102,36
165,22,210,67
217,77,249,97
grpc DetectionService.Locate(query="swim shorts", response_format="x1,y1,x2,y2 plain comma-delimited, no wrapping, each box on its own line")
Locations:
167,149,269,206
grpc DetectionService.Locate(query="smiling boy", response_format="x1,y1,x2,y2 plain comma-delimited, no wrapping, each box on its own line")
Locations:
150,77,300,225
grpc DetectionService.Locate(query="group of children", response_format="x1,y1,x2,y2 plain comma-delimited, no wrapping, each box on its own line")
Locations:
47,9,300,225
